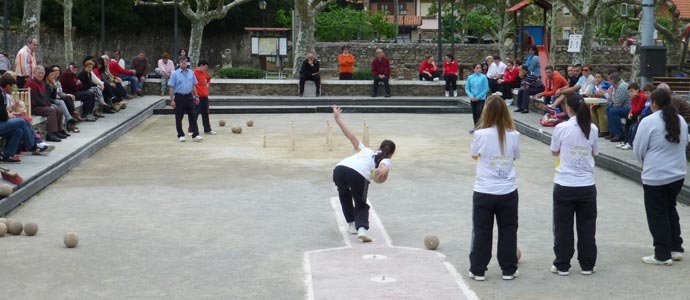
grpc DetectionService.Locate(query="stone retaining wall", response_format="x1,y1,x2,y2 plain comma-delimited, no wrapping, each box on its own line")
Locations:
143,79,464,97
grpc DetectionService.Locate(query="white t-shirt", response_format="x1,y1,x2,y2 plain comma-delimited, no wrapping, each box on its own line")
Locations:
471,126,520,195
550,118,599,186
486,61,507,79
337,142,392,181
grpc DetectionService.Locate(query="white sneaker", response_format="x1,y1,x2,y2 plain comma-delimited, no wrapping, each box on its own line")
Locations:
193,136,204,142
616,142,626,148
672,252,683,261
357,227,372,242
347,222,357,234
641,255,673,265
468,271,485,281
188,132,193,136
550,265,570,276
205,131,217,135
453,90,458,97
502,270,519,280
620,143,632,150
493,91,503,97
580,266,597,275
445,91,449,97
178,136,186,142
433,77,439,81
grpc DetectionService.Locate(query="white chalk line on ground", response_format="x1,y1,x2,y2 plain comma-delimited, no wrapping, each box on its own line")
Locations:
302,197,479,300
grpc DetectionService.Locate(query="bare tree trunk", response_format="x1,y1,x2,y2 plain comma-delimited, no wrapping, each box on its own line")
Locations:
188,18,207,67
293,0,317,77
495,0,511,59
21,0,42,62
63,0,74,67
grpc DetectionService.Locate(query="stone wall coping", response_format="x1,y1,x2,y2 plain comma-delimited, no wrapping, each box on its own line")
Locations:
145,78,465,86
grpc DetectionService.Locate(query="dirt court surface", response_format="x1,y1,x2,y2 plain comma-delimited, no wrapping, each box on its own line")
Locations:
0,113,688,300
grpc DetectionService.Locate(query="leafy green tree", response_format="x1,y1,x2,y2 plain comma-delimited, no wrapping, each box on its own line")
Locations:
368,12,397,41
315,6,371,41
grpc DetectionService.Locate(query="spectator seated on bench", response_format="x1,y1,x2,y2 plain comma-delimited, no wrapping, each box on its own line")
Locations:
497,59,520,101
536,65,568,108
26,65,68,143
604,72,630,143
298,53,321,97
418,55,439,81
371,48,391,97
514,65,544,114
584,71,611,137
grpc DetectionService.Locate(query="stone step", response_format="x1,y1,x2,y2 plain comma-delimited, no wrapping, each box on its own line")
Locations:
204,97,463,107
153,105,470,114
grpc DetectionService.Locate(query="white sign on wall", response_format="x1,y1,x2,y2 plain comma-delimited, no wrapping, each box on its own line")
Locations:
567,34,582,53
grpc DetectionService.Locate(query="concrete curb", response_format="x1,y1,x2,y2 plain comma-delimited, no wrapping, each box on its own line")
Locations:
0,99,167,215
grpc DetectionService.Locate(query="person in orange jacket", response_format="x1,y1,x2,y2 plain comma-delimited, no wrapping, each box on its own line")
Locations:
535,65,568,106
338,46,355,80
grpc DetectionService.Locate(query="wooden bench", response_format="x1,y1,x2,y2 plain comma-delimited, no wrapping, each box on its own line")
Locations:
653,77,690,97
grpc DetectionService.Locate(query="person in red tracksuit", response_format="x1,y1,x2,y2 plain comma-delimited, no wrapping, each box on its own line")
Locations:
418,55,439,81
498,59,521,101
371,49,391,98
442,54,459,97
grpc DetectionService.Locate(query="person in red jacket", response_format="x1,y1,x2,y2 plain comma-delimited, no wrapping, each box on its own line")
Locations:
418,55,439,81
618,83,647,150
371,48,391,97
535,65,568,106
498,59,521,101
442,53,459,97
108,58,138,97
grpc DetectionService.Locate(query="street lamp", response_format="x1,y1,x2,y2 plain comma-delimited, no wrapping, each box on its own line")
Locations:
259,0,267,27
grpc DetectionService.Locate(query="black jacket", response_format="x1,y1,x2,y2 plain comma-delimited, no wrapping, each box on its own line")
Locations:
300,58,320,76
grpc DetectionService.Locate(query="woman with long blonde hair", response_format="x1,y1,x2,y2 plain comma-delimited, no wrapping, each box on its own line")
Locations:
468,95,520,281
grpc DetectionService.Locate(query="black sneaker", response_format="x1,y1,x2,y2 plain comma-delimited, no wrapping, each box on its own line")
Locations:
0,156,20,163
32,143,55,155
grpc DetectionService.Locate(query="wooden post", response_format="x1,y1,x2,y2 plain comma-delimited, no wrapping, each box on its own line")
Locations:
262,129,267,148
290,120,295,151
363,119,369,147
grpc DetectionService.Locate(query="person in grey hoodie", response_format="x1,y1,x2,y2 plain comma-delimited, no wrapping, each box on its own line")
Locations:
633,88,687,266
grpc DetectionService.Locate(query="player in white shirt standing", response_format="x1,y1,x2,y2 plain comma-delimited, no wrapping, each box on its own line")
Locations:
549,93,599,276
332,105,395,243
468,95,521,281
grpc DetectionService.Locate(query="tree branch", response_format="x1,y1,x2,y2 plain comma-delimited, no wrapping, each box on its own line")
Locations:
557,0,585,20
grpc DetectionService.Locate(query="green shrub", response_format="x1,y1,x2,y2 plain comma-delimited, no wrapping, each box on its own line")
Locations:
353,70,373,80
216,67,264,79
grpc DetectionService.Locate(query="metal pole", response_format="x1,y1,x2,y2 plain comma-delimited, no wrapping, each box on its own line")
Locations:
639,0,656,86
2,0,7,51
394,0,399,42
450,0,454,57
437,0,442,64
174,5,179,61
101,0,105,54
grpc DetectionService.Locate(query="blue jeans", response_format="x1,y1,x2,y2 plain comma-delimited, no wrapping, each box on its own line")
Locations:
606,105,630,137
0,118,26,157
119,74,138,95
16,118,36,151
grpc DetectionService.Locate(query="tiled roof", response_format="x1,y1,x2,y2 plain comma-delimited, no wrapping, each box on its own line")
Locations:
675,0,690,20
385,15,422,27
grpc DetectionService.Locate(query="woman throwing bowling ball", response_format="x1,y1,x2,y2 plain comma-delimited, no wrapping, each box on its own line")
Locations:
332,104,395,243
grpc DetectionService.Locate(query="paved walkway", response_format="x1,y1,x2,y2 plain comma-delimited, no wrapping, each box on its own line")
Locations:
0,98,688,299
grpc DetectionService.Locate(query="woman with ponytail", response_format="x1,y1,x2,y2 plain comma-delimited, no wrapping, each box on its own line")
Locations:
331,105,395,243
549,93,599,276
468,95,520,281
633,88,687,265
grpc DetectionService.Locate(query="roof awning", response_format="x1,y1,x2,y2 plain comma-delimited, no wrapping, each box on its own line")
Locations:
385,15,423,27
507,0,552,12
